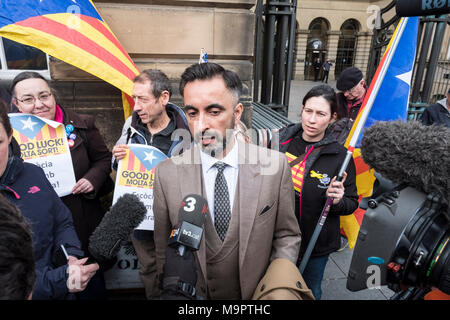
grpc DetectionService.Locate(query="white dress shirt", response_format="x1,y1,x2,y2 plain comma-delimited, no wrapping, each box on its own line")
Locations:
199,139,239,223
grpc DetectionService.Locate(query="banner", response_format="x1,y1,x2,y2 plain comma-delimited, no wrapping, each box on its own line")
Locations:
0,0,139,119
9,113,76,197
113,144,167,231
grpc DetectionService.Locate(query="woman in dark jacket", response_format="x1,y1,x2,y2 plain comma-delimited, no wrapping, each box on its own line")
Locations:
0,103,98,299
10,71,112,254
277,85,358,299
10,72,112,297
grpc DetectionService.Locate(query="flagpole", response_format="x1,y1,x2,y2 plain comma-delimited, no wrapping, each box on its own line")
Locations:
298,18,409,274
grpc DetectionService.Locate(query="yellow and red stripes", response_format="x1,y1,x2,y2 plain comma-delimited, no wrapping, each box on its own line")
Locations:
0,12,139,119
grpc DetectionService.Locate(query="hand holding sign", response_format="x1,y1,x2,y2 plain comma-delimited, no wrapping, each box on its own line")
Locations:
8,113,76,196
112,144,167,231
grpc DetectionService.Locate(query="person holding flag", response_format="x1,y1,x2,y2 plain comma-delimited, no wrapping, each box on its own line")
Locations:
277,84,358,299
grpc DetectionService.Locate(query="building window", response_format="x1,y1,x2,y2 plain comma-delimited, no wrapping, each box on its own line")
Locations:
305,17,330,81
0,37,50,81
335,19,360,77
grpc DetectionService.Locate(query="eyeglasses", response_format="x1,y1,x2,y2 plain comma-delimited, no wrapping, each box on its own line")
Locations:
16,92,53,106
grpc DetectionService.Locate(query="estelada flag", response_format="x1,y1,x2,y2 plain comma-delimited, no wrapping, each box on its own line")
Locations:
117,144,167,189
340,17,419,249
0,0,139,119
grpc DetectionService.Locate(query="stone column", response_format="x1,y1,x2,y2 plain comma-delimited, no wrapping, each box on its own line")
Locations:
354,31,373,79
293,29,309,80
326,31,341,81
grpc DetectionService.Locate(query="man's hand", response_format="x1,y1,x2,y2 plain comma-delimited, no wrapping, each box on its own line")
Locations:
112,144,129,161
67,256,99,293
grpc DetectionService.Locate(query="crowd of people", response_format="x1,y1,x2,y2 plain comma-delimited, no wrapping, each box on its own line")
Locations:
0,61,448,300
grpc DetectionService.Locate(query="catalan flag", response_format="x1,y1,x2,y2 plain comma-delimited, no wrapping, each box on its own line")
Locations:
340,17,419,249
0,0,140,119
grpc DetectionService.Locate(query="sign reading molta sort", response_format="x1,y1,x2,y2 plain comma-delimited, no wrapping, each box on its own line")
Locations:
9,113,76,197
112,144,167,231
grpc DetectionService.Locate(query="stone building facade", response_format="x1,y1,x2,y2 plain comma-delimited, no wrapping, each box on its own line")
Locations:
293,0,394,81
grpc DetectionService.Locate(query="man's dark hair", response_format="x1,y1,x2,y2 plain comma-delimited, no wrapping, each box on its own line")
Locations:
0,194,35,299
134,69,172,99
179,63,242,103
302,84,338,116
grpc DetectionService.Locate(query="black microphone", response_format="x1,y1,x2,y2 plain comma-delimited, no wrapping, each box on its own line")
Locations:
168,194,208,256
88,193,147,264
396,0,450,17
360,120,450,205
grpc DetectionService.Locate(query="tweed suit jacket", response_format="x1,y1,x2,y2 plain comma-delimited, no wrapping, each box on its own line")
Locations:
153,140,301,299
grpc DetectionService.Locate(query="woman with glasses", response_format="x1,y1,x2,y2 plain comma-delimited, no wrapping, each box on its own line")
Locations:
10,71,112,299
0,103,99,299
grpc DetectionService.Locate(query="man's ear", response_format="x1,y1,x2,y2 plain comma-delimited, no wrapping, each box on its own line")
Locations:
234,103,243,124
159,90,170,106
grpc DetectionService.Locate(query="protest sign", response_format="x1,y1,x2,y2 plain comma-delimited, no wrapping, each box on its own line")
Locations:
113,144,167,231
9,113,76,197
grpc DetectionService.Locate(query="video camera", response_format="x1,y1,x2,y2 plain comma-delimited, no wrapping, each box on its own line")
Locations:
347,175,450,299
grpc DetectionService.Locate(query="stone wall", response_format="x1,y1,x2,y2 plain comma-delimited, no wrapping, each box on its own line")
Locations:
50,0,256,148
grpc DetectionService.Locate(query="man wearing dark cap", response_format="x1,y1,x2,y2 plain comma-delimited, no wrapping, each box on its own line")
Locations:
420,88,450,128
336,66,367,120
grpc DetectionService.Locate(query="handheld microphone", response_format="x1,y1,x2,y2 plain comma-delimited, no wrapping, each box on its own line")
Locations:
396,0,450,17
168,194,208,256
360,120,450,205
88,193,147,264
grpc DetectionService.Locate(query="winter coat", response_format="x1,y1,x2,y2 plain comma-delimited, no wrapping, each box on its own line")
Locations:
336,90,366,120
60,107,112,253
0,155,83,300
420,98,450,128
278,123,359,258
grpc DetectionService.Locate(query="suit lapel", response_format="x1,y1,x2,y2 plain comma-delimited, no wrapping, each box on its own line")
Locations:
177,146,208,283
236,141,262,270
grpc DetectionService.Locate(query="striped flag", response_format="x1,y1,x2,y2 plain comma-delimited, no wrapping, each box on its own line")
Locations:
0,0,140,119
340,17,419,249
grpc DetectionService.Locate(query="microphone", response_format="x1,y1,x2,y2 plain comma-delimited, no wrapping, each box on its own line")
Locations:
161,194,208,300
168,194,208,256
88,193,147,264
396,0,450,17
360,120,450,205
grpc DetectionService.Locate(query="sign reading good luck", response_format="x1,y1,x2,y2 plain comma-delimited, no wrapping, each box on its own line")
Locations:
9,114,76,197
113,144,167,231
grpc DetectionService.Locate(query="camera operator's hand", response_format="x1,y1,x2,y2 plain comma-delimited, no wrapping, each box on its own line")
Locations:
161,246,197,300
66,256,99,293
326,172,347,205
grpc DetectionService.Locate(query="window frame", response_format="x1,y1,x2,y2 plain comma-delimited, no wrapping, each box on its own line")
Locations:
0,37,51,81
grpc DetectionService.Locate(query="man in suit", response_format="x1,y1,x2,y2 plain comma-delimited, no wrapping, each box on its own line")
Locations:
153,62,301,300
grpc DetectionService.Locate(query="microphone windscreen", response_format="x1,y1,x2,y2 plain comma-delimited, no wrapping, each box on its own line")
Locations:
178,194,208,227
360,121,449,204
88,193,147,262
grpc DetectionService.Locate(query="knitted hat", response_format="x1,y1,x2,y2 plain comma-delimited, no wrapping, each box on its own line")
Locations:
336,67,363,91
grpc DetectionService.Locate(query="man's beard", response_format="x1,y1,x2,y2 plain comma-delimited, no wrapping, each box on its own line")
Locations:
195,116,235,158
